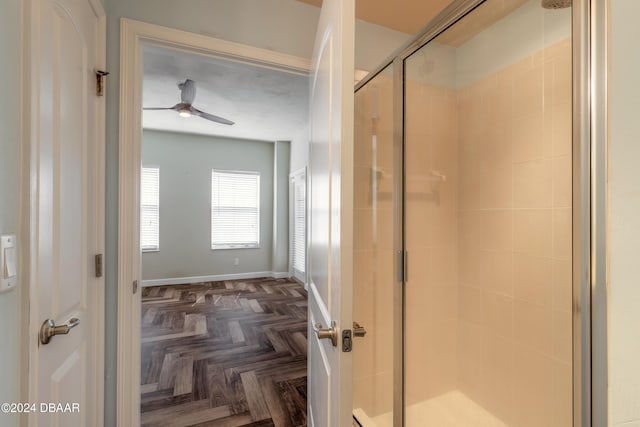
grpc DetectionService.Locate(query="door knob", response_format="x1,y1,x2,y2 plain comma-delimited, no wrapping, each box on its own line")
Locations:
313,320,338,346
353,321,367,338
39,317,80,345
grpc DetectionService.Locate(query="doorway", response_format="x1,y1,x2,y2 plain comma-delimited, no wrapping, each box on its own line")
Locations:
118,20,308,425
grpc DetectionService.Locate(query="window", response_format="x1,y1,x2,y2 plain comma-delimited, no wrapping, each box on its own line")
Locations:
211,169,260,249
141,167,160,251
290,171,306,282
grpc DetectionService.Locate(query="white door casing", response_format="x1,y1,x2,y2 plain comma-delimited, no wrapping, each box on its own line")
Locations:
25,0,105,425
307,1,355,426
117,19,312,425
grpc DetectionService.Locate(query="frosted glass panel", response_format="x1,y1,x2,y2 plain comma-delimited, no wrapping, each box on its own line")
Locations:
352,64,397,426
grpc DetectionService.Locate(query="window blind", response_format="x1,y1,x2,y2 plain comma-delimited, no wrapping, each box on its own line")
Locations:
211,170,260,249
291,172,306,281
141,167,159,251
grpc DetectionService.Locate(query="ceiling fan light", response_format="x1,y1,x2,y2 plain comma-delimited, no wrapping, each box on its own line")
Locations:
178,109,191,118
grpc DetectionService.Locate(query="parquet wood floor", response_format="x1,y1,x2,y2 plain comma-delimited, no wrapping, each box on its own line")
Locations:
140,277,308,427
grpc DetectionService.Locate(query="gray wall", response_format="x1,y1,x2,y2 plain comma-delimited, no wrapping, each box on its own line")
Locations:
141,130,289,280
290,125,309,174
103,1,409,424
273,141,291,273
0,0,22,426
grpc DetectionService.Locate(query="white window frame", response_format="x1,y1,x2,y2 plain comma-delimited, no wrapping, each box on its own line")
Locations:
140,166,160,252
211,169,261,250
289,168,307,283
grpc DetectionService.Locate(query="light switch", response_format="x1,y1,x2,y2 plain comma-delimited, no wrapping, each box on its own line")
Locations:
5,247,16,278
0,234,17,293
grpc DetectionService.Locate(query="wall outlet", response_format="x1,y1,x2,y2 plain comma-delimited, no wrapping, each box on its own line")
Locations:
234,258,240,266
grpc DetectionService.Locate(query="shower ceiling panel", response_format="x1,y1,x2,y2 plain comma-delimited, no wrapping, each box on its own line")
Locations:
295,0,454,34
436,0,528,45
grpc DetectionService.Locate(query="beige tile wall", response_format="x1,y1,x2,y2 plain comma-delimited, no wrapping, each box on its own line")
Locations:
404,78,460,406
353,35,572,426
456,37,572,427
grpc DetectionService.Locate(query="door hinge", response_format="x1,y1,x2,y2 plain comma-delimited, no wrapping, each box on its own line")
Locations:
133,279,138,294
94,254,103,278
95,69,110,96
342,329,352,352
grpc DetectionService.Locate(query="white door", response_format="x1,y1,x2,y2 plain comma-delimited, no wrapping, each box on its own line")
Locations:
307,0,355,426
27,0,105,426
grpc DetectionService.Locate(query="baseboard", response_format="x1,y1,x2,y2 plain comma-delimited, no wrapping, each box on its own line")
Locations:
271,271,290,279
141,271,292,287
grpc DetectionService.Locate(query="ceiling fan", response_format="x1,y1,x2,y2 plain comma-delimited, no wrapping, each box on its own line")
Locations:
143,79,235,125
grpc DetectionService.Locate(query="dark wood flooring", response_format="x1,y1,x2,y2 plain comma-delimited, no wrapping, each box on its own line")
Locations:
140,277,308,427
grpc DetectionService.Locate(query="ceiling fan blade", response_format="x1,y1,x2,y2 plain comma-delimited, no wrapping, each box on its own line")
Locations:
191,107,235,125
178,79,196,105
143,104,179,111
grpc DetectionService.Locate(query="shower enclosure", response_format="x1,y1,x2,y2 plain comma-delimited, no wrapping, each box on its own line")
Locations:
352,0,600,425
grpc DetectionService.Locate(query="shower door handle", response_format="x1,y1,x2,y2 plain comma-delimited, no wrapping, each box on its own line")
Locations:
313,320,338,346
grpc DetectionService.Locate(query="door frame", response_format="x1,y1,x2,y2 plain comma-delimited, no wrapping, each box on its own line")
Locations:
116,19,311,425
21,0,107,424
354,0,607,425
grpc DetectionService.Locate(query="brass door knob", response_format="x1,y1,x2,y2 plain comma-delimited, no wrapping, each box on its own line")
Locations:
313,320,338,346
39,317,80,345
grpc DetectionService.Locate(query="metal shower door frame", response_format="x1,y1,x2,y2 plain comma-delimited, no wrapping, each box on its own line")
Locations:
354,0,606,425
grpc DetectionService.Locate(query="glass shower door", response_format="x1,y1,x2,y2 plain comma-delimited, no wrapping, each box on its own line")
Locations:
352,64,398,426
403,0,573,425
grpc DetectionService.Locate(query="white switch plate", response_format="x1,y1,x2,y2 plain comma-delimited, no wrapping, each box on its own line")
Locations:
0,234,17,293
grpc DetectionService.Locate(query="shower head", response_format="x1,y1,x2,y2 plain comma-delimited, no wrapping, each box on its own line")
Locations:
541,0,571,9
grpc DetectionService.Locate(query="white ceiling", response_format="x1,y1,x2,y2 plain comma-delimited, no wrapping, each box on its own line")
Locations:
142,45,309,141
